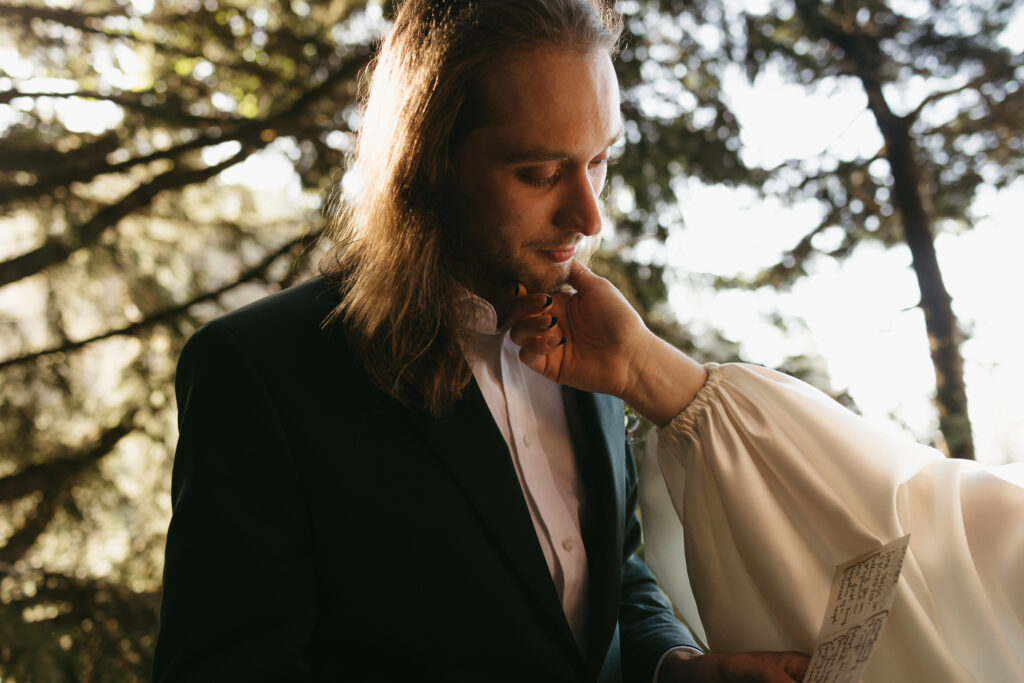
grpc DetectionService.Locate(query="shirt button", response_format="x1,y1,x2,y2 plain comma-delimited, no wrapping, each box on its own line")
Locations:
562,539,574,551
523,435,532,448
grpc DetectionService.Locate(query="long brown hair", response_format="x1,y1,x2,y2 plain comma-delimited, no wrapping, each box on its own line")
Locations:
320,0,622,416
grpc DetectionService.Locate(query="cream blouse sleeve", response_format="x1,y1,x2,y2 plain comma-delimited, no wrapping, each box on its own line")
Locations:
638,363,1024,683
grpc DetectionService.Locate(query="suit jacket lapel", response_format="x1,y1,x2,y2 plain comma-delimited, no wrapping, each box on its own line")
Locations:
405,379,579,654
562,387,627,676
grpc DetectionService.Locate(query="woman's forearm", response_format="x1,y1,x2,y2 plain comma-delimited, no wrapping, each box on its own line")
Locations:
620,333,708,426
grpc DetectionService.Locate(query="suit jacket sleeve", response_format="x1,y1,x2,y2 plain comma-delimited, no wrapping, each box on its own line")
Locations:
618,439,700,683
153,322,316,682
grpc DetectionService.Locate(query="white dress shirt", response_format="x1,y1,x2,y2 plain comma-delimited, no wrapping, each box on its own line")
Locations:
457,292,699,677
458,293,590,648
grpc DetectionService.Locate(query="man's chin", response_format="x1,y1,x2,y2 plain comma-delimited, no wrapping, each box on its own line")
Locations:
523,267,572,295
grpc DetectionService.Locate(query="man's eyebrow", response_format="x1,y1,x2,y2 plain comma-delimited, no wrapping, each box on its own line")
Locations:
502,128,625,164
502,148,573,164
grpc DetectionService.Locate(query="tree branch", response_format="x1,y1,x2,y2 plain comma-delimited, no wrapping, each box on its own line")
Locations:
906,73,990,123
0,4,127,39
0,48,366,208
752,211,840,288
3,4,301,86
0,150,249,287
0,410,137,504
0,88,238,127
0,490,63,564
0,230,320,370
0,4,121,25
0,128,234,205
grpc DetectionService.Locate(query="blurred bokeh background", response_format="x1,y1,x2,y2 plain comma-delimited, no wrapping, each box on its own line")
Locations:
1,0,1021,679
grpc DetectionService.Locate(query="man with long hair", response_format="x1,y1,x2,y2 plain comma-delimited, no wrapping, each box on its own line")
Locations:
154,1,807,681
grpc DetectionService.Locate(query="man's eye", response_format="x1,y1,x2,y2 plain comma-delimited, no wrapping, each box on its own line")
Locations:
519,168,562,188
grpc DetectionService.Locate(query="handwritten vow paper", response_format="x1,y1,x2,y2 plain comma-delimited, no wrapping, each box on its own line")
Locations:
804,535,911,683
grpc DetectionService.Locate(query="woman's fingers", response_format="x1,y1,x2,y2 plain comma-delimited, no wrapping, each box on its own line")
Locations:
503,281,566,378
505,281,564,351
518,333,565,373
502,285,553,328
509,312,560,347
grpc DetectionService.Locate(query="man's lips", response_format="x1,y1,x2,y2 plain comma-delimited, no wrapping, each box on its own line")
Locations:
541,246,576,263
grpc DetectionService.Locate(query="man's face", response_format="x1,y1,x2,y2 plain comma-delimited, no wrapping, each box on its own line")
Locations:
448,46,622,306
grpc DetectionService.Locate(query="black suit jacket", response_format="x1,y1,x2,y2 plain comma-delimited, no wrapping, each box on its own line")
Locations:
154,277,696,682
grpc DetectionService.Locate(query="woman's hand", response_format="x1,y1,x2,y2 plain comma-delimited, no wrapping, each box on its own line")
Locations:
506,260,648,397
506,261,707,426
658,649,809,683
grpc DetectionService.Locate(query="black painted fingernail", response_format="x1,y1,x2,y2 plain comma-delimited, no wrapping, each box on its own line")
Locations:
513,283,522,296
557,337,566,346
544,295,553,307
547,316,558,329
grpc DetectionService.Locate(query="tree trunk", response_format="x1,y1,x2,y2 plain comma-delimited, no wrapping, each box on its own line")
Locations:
792,0,976,458
865,87,975,460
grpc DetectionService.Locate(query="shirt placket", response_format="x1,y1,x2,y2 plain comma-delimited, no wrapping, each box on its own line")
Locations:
499,334,589,642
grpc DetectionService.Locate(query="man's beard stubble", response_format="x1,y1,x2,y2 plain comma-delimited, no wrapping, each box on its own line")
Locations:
444,211,600,301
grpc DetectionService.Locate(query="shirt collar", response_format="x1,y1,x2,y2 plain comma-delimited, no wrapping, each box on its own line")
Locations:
455,288,502,336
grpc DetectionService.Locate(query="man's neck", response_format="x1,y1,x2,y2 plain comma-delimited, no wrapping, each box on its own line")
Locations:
458,277,513,328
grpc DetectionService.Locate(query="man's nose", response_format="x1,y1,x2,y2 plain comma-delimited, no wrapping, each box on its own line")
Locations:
556,170,603,236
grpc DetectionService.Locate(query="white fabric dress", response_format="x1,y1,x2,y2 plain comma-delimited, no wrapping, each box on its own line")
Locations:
638,363,1024,682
